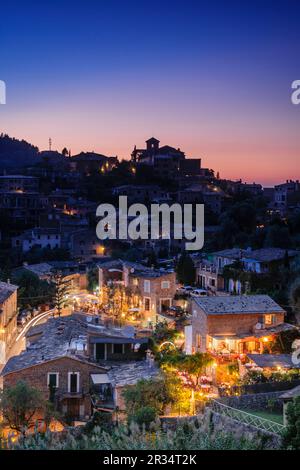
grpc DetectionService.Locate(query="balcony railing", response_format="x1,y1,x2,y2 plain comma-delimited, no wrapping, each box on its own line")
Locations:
91,395,115,410
50,387,85,402
197,263,218,274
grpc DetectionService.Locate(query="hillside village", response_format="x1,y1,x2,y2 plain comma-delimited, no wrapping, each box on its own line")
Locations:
1,134,300,449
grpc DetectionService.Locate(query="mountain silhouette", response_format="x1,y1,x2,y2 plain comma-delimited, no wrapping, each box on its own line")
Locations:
0,133,40,170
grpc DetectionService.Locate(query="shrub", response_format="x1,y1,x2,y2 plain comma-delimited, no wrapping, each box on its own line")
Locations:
7,415,271,450
129,406,158,429
84,411,113,434
282,396,300,450
122,378,169,416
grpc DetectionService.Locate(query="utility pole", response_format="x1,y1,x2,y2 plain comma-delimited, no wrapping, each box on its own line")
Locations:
49,137,52,151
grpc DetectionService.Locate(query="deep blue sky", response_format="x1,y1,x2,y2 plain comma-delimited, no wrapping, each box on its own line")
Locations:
0,0,299,184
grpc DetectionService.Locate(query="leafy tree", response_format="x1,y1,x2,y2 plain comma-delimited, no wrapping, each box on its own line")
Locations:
264,225,292,249
0,263,12,283
160,352,214,391
220,201,257,234
84,411,113,434
23,246,70,264
151,322,179,355
0,381,46,436
146,250,158,268
87,267,98,292
173,353,214,388
289,277,300,323
282,397,300,449
273,329,300,354
129,406,158,429
284,249,290,270
122,378,169,417
12,270,54,310
0,133,39,169
288,213,300,238
176,252,195,285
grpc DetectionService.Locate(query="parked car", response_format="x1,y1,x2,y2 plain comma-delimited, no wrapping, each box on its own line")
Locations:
191,288,207,297
163,306,186,317
180,285,194,294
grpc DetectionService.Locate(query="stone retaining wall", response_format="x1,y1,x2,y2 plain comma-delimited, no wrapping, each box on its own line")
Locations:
205,408,282,449
219,391,284,413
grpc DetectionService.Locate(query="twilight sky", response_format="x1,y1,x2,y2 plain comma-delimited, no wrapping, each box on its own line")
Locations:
0,0,299,186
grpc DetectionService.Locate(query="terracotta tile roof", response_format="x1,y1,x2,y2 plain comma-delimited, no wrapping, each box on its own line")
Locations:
247,354,300,369
280,385,300,399
0,281,18,304
193,295,285,315
107,361,160,387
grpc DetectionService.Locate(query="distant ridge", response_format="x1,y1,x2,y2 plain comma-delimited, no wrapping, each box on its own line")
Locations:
0,133,40,170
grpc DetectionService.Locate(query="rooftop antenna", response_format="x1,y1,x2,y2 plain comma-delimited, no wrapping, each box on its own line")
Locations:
49,137,52,151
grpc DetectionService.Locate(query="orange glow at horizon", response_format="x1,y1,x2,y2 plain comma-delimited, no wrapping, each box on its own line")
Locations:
1,95,299,187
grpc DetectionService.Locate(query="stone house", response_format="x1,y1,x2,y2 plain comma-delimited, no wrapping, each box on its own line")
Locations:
273,180,300,216
123,263,177,324
195,259,224,292
67,228,105,261
131,137,202,179
198,248,299,294
1,314,152,421
0,175,39,192
13,262,87,291
12,228,61,253
1,355,107,421
184,295,294,356
112,185,171,204
0,281,18,364
98,260,177,324
69,152,118,176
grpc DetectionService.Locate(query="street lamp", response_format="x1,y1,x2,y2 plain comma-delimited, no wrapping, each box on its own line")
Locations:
190,389,195,415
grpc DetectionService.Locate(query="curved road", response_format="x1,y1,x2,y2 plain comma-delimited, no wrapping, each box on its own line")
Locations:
2,309,55,371
15,309,54,343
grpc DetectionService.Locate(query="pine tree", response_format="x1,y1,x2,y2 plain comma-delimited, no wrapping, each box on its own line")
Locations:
51,271,72,317
61,147,69,157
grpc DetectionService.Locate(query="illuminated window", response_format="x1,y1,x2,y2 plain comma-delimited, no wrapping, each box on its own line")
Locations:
196,334,202,350
264,314,276,325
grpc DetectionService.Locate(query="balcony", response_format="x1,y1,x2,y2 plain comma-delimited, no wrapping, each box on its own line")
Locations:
51,388,85,402
60,391,84,399
198,263,218,274
91,396,115,411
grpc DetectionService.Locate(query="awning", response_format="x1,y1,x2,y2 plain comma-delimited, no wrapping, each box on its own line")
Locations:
89,336,148,344
246,354,300,369
211,335,238,341
91,373,110,384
